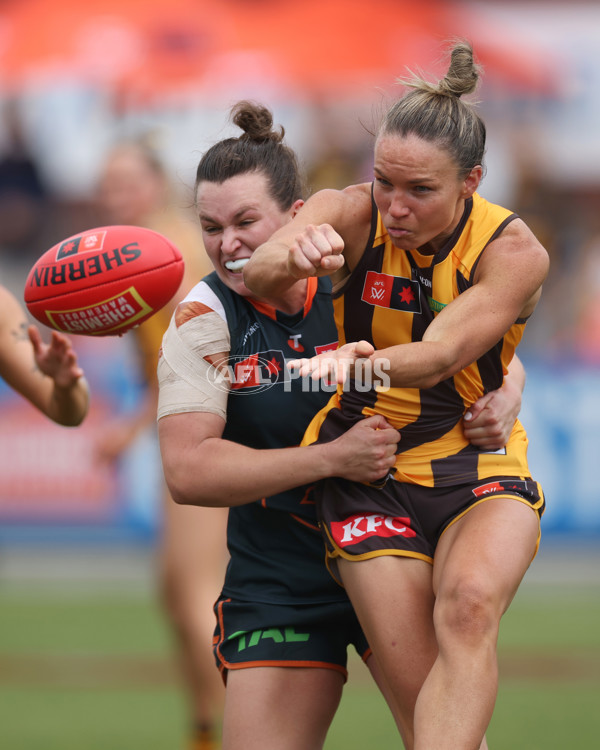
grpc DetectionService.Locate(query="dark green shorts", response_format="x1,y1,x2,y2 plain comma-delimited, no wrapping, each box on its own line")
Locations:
213,596,370,682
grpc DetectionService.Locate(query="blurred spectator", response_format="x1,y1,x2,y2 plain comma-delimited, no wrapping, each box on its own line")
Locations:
571,225,600,363
94,136,227,750
507,163,572,357
304,98,375,192
0,96,51,271
307,144,370,193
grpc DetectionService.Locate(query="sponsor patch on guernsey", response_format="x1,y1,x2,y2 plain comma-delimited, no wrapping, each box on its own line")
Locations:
427,295,447,312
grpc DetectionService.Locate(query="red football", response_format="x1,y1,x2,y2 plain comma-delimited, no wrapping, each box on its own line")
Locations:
24,225,185,336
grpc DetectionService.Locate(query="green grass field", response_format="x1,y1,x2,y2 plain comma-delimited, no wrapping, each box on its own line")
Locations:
0,553,599,749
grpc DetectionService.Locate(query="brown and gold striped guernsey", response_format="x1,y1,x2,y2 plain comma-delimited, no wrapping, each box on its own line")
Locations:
303,190,534,488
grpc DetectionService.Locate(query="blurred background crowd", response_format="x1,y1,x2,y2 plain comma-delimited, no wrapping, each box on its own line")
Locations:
1,0,599,545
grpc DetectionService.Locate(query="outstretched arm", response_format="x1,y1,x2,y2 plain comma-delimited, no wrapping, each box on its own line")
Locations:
286,220,548,390
0,285,89,426
243,185,373,301
371,221,547,388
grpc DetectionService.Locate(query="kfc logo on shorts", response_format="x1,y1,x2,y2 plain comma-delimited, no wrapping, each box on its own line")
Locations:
331,513,417,547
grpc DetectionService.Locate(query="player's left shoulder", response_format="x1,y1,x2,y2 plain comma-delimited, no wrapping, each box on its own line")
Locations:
473,217,549,299
493,218,550,271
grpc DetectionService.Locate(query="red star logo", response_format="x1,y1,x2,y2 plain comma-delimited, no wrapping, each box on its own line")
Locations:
398,286,415,303
265,357,282,375
61,240,77,254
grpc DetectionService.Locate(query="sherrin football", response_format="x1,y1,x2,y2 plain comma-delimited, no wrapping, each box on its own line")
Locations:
24,225,185,336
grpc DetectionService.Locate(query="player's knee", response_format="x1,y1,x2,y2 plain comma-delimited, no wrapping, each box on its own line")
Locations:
160,564,216,637
434,580,499,648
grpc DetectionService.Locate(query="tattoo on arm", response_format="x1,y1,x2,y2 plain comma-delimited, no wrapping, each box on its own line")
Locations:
12,322,42,376
12,322,29,343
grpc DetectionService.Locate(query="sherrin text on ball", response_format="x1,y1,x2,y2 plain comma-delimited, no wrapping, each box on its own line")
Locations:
24,225,184,336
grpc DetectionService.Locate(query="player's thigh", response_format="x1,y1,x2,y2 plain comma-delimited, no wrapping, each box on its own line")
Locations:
339,556,436,704
433,496,540,617
223,666,344,750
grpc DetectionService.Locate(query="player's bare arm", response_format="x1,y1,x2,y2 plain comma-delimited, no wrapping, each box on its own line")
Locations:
158,316,399,506
0,285,88,425
288,221,548,390
159,410,400,508
371,218,549,388
243,184,372,300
